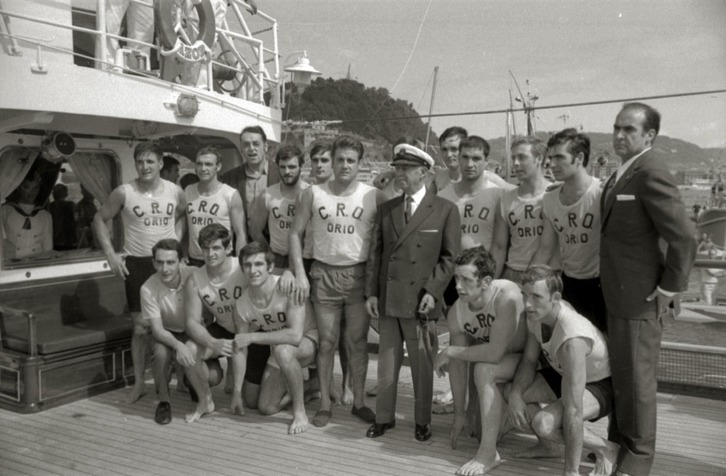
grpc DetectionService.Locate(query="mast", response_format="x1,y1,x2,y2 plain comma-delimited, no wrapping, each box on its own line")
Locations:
424,66,439,151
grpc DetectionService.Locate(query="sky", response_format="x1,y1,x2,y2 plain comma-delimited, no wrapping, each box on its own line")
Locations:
256,0,726,148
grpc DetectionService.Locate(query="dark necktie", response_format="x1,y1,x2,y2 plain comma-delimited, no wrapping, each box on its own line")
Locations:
404,196,413,224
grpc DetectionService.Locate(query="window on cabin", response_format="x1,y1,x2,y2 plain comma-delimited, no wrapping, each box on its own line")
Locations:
0,147,120,270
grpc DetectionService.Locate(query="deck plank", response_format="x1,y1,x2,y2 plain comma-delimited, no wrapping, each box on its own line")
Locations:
0,355,724,476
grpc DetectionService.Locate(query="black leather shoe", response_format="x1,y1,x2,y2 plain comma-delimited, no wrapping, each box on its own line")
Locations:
415,423,432,441
154,401,172,425
366,421,395,438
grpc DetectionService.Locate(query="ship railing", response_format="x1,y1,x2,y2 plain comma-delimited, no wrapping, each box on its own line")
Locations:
0,0,282,107
659,258,726,399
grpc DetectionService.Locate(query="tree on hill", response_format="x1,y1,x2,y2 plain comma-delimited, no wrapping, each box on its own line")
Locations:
283,78,436,146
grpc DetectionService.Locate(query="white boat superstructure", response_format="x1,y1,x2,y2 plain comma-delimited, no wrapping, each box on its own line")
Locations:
0,0,282,412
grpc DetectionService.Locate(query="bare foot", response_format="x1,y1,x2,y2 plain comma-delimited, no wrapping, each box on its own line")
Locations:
185,395,214,423
341,385,354,406
456,453,501,476
330,387,342,405
288,413,309,435
512,441,564,459
432,402,455,415
125,384,147,404
590,441,619,476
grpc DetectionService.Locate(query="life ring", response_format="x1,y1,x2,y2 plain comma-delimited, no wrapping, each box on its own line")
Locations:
155,0,216,63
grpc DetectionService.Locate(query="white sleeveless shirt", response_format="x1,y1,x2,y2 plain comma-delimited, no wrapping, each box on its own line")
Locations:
234,275,317,334
527,301,610,382
264,182,309,256
453,280,525,349
121,179,180,257
499,188,546,271
309,181,377,266
541,178,601,279
192,257,248,333
185,183,237,260
439,182,505,251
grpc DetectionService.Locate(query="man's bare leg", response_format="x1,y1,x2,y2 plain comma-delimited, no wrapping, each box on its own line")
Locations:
184,344,215,423
337,319,354,405
223,356,234,394
344,302,371,411
524,393,619,476
312,304,342,425
126,313,149,404
457,355,521,476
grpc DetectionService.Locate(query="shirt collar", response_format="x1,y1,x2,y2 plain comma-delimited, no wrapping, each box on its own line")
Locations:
407,185,427,205
616,147,651,181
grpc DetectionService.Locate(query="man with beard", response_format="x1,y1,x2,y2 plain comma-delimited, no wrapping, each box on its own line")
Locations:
249,145,308,271
185,147,247,267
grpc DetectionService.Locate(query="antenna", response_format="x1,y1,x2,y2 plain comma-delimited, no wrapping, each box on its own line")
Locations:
509,71,539,135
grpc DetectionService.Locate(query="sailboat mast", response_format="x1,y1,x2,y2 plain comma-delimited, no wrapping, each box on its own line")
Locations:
424,66,439,150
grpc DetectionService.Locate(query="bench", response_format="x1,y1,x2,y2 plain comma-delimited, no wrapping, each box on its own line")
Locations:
0,273,134,413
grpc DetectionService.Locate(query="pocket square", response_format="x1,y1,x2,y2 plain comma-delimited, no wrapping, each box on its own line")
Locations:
616,194,636,201
420,230,438,233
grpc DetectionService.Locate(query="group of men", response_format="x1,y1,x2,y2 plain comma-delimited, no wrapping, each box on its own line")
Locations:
93,102,695,476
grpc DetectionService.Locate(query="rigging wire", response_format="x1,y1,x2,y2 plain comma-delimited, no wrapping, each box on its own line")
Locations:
369,0,435,119
341,88,726,124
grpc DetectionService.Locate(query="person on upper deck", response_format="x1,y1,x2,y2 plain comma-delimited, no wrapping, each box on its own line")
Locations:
2,173,52,259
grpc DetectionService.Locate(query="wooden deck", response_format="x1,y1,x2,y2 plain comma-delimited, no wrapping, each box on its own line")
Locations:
0,355,725,476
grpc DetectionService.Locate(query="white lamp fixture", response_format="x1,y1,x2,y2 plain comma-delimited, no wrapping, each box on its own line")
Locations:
283,51,321,93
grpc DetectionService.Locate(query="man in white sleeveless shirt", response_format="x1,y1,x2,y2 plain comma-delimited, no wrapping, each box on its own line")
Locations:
285,135,385,427
249,145,308,271
233,242,318,435
509,266,618,476
185,146,246,267
433,246,528,476
491,136,552,283
93,141,186,404
183,224,269,422
530,129,607,333
141,239,197,425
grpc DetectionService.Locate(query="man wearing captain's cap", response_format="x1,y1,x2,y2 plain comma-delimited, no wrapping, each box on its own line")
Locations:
365,143,461,442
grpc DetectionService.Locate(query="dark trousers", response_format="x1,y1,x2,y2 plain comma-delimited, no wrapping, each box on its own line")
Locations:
607,314,663,476
562,274,608,333
375,316,436,425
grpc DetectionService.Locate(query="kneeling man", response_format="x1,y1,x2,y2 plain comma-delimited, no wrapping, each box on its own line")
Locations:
141,238,197,425
509,265,618,476
233,242,318,434
433,246,528,475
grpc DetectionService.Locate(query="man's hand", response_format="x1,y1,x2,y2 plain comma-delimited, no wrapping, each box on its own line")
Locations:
175,343,196,367
450,414,468,449
211,339,233,357
433,348,449,378
365,296,379,319
417,292,435,315
293,273,310,306
244,0,258,14
234,333,251,350
107,252,129,279
507,391,530,431
230,394,245,416
279,270,296,296
645,288,677,317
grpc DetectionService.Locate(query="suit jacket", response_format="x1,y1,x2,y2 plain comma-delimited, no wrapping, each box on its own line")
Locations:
600,149,696,320
366,189,461,319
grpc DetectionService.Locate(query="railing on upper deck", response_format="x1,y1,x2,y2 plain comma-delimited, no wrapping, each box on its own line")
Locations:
0,0,282,107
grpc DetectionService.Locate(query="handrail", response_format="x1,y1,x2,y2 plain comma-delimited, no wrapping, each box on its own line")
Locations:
0,2,281,106
0,305,38,358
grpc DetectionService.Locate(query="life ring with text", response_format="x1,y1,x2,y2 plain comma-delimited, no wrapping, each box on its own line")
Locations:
155,0,216,63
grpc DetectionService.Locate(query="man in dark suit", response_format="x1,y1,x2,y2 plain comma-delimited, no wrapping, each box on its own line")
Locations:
600,102,696,476
365,143,461,441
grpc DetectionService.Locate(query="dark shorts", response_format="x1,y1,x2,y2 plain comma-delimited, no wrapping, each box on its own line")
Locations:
502,266,526,285
538,366,613,422
561,274,607,333
206,322,270,385
272,252,289,271
124,255,156,313
309,261,366,308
